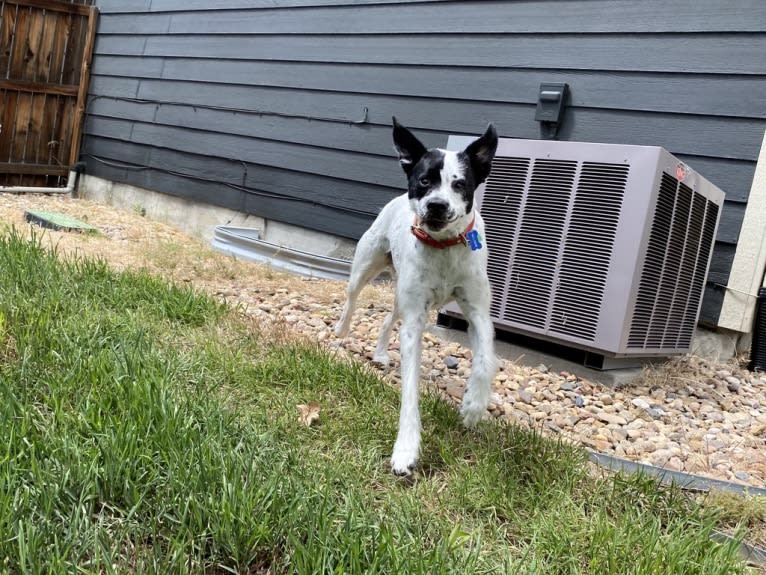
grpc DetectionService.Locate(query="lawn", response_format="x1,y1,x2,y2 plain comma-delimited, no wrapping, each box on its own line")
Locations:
0,229,755,574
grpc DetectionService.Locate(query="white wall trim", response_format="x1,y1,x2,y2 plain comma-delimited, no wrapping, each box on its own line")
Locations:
718,130,766,333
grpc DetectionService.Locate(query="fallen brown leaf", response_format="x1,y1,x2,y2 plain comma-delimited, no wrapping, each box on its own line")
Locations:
297,402,321,427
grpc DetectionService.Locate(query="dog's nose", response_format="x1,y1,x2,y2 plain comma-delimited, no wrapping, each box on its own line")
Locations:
425,199,450,219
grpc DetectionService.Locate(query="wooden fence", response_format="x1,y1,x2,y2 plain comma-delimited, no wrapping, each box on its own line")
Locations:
0,0,97,186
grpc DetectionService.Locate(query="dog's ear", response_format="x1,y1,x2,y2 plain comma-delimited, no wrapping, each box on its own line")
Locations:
392,116,427,176
464,124,498,185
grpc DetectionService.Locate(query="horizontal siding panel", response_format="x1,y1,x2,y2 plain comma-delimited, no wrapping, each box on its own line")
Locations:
83,114,748,245
554,111,765,163
96,1,766,33
88,161,375,238
97,0,150,11
86,96,758,204
151,106,395,157
716,202,745,245
93,56,165,78
87,96,158,122
82,142,378,239
93,35,147,56
82,135,399,211
105,33,766,75
88,76,140,98
97,0,448,13
700,285,724,326
106,122,406,190
90,56,766,119
83,135,153,168
101,14,171,34
672,157,754,204
85,116,135,140
89,77,766,162
707,244,736,285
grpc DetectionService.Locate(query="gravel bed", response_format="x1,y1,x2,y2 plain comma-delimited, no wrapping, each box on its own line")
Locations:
225,286,766,488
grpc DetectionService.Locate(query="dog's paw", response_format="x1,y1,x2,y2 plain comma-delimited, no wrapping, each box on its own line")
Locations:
460,401,486,428
334,322,349,338
371,352,390,367
390,445,419,476
390,458,417,476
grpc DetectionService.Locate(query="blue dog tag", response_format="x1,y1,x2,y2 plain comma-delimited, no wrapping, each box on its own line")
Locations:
465,229,482,251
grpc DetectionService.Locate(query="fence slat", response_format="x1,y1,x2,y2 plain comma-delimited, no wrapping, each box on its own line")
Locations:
0,78,78,96
68,6,96,165
0,162,68,175
5,0,90,16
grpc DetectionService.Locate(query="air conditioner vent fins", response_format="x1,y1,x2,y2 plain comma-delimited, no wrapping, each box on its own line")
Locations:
628,174,720,350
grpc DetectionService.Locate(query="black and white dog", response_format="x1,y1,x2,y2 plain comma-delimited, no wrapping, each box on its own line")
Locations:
336,118,499,475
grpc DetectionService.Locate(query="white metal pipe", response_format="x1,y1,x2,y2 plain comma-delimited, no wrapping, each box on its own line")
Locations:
0,163,84,194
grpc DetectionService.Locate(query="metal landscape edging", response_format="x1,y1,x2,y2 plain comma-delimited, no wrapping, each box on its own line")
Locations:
211,226,352,281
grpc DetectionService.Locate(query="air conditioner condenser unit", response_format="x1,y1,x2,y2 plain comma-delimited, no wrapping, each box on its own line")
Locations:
440,137,725,368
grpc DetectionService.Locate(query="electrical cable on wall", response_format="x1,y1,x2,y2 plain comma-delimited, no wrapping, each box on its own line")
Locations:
83,153,378,218
82,94,382,217
86,94,369,126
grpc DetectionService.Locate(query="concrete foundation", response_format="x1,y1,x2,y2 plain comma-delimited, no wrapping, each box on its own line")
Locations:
78,175,358,260
690,327,740,363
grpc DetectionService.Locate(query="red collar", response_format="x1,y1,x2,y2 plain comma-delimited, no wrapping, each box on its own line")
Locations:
411,214,476,249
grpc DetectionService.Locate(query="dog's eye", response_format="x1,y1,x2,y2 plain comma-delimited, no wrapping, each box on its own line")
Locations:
453,180,466,191
418,177,430,187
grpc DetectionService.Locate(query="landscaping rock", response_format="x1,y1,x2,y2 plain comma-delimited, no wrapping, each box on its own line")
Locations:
632,398,652,410
443,355,460,369
597,413,628,426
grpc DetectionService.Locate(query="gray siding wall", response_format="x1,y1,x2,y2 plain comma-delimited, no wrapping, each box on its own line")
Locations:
83,0,766,326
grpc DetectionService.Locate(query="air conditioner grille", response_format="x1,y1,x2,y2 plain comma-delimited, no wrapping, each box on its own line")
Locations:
676,193,709,347
662,183,695,347
482,157,529,318
448,136,725,359
628,174,677,347
549,162,629,341
628,173,718,350
503,159,576,329
682,198,718,344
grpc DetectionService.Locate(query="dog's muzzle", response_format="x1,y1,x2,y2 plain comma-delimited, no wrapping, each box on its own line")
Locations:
422,200,453,230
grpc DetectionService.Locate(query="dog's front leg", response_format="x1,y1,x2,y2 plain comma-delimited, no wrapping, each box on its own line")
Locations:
455,288,497,427
390,304,426,475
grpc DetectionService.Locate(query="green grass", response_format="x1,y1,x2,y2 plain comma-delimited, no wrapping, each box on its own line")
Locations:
0,229,753,574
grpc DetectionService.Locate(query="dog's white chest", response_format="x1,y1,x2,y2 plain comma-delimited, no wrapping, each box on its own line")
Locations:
393,242,476,309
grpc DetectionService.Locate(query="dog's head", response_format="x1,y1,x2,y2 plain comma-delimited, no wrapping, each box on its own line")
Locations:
392,117,497,234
